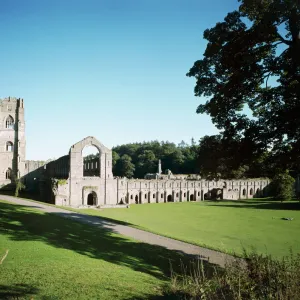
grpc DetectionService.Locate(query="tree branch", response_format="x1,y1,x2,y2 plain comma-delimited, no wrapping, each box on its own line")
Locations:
276,32,292,46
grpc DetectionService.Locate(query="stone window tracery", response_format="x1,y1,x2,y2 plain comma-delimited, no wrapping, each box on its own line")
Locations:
5,115,14,129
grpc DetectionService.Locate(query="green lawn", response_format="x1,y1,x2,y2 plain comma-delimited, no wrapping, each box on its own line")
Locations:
0,200,197,299
67,200,300,258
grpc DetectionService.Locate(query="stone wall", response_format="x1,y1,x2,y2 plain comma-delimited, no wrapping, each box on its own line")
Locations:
0,97,26,186
116,178,270,205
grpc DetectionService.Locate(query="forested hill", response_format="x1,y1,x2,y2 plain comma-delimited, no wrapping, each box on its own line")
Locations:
83,137,273,180
112,140,199,179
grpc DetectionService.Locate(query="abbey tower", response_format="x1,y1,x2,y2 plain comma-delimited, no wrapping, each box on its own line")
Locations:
0,97,26,186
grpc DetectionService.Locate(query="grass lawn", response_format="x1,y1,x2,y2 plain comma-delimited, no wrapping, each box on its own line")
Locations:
67,199,300,258
0,200,198,299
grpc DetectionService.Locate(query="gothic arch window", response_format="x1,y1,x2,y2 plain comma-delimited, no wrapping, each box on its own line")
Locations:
6,168,12,179
5,115,14,129
250,188,253,196
6,141,13,152
242,189,246,196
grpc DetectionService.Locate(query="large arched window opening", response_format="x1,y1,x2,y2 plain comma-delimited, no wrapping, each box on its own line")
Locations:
242,189,246,196
6,141,14,152
5,115,14,129
82,145,100,177
249,188,253,196
6,168,12,179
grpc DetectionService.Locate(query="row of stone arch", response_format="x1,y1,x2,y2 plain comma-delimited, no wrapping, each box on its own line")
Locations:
242,187,261,196
120,191,198,205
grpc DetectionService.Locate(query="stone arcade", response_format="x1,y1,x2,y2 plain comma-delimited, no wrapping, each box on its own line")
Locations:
0,97,270,206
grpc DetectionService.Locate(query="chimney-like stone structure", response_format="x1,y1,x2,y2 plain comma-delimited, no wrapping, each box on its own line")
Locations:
157,159,162,174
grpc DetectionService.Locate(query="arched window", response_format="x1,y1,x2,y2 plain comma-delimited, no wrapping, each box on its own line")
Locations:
6,141,13,152
176,193,179,197
250,188,253,195
5,115,14,129
153,194,155,198
242,189,246,196
6,168,12,179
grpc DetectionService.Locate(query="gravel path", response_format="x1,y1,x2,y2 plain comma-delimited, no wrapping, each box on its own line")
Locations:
0,195,235,267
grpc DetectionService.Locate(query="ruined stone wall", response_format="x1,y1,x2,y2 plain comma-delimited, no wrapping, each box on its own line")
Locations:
69,136,114,207
0,97,25,186
116,178,270,205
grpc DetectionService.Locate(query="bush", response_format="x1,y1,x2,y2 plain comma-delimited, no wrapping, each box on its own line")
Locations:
165,251,300,300
270,172,295,201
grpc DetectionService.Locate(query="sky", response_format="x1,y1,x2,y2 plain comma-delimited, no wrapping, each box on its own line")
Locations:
0,0,240,160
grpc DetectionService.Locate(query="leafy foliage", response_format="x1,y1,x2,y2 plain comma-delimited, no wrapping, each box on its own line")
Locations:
187,0,300,174
270,171,295,200
114,154,135,178
167,250,300,300
198,135,271,179
112,140,198,178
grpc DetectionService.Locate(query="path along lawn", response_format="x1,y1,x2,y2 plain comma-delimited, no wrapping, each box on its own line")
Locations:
71,200,300,258
0,200,194,299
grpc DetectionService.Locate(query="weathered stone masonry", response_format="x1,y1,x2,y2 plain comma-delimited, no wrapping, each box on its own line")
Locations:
0,97,25,186
21,135,270,207
1,97,271,206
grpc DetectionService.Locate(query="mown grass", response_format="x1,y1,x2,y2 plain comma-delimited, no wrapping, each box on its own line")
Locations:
66,199,300,258
0,200,211,299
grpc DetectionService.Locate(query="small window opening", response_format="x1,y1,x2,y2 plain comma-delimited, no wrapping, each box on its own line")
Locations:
6,141,13,152
6,115,14,129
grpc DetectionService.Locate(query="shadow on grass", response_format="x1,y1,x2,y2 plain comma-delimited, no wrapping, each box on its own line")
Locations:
0,284,39,300
0,202,220,294
209,199,300,210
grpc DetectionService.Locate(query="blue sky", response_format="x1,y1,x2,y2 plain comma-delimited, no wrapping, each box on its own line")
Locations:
0,0,240,160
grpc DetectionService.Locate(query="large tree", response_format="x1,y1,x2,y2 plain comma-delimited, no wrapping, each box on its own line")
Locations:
187,0,300,174
114,154,135,178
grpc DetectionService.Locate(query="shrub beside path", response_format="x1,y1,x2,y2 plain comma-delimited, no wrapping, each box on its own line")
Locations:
1,195,235,267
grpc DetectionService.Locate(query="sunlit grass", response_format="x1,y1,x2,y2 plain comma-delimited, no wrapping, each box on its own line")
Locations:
68,199,300,258
0,200,192,299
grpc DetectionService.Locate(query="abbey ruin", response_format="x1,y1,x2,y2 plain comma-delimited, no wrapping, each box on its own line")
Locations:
1,97,271,207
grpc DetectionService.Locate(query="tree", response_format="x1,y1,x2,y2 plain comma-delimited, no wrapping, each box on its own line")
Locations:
135,150,157,178
187,0,300,173
270,171,295,201
114,154,135,178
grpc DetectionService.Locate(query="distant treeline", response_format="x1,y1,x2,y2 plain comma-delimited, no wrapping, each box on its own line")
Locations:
84,140,198,179
112,140,199,178
84,135,284,180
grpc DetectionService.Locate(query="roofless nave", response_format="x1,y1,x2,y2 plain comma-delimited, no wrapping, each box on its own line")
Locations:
0,97,270,206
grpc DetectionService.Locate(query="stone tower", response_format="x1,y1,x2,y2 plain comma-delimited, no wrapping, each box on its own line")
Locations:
0,97,26,186
157,159,162,174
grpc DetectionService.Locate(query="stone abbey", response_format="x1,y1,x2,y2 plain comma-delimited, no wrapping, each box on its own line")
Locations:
0,97,270,207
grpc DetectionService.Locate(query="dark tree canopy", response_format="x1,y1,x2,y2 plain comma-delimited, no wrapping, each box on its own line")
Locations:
112,140,198,178
187,0,300,174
